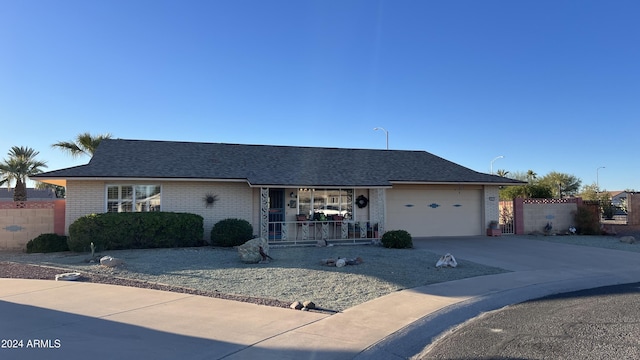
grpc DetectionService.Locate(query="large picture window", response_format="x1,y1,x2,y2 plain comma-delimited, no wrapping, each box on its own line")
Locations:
107,185,161,213
298,189,353,219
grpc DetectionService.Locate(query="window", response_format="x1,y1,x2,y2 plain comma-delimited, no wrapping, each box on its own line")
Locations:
297,188,353,219
107,185,161,213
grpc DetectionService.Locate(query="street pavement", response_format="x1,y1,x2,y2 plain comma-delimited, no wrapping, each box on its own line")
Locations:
418,282,640,359
2,236,640,360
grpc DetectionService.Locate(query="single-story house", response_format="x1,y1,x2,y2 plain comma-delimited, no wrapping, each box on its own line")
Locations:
32,139,524,244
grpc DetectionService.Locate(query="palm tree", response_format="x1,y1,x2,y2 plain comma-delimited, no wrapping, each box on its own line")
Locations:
526,170,537,183
0,146,48,201
496,169,509,177
51,132,112,158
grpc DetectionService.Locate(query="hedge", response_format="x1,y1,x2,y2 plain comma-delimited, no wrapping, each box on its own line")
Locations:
26,233,69,253
67,212,204,252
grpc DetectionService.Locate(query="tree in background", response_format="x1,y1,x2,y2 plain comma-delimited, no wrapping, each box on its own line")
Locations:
499,170,571,200
34,181,66,198
538,171,582,198
51,132,112,158
579,183,600,201
495,169,510,177
0,146,48,201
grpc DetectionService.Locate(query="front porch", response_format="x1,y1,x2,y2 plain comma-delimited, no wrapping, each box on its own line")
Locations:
267,219,380,246
258,187,385,245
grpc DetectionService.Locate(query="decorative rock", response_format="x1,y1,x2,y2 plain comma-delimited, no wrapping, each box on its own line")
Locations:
238,238,270,264
620,236,636,244
302,301,316,309
55,272,81,281
301,307,309,311
335,258,346,267
321,258,336,266
436,253,458,268
290,301,303,310
345,257,363,265
100,256,124,267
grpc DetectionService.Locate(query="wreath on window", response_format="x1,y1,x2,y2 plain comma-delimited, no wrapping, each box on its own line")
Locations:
356,195,368,208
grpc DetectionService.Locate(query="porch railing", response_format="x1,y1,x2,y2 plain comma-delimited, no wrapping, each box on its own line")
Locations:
267,220,380,245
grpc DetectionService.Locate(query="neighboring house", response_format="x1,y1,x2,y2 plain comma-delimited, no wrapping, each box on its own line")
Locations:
32,139,524,243
0,188,56,201
609,191,636,214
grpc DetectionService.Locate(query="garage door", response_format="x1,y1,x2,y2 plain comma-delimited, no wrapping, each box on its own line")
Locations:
386,187,483,237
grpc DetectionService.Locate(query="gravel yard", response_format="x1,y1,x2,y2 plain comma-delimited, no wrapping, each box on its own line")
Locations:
0,244,507,312
6,233,637,312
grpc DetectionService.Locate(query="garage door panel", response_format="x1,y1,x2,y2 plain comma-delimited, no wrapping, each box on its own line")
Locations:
386,189,482,237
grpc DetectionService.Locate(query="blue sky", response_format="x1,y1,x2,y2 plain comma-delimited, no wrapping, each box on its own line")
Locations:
1,1,638,191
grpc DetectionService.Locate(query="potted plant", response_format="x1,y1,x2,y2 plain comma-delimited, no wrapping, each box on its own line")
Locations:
487,220,501,236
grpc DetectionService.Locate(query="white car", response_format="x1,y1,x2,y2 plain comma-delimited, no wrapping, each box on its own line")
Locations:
314,205,349,218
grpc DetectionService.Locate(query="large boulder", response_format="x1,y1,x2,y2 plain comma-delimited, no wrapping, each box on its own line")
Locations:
237,237,270,263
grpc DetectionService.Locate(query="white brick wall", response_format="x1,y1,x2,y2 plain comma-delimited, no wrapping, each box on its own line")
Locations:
483,186,500,227
65,180,106,234
65,180,255,241
162,181,254,240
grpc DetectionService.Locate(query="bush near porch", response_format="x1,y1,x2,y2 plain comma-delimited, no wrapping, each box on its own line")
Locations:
68,212,204,252
210,218,254,247
381,230,413,249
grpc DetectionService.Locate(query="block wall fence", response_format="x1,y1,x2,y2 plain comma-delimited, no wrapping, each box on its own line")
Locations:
0,200,65,251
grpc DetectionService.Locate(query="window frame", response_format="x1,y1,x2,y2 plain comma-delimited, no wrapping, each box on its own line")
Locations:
106,184,162,213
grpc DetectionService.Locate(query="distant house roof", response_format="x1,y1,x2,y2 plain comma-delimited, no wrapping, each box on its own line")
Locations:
0,188,56,201
32,139,525,187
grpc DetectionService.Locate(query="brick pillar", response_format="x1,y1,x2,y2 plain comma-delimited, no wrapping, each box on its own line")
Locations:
514,197,525,234
53,199,66,235
628,193,640,226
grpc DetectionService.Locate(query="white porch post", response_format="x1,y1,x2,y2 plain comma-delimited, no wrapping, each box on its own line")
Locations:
369,188,386,236
260,187,269,240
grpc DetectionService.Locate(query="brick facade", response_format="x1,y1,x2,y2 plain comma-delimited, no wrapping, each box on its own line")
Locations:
65,180,255,241
483,186,500,228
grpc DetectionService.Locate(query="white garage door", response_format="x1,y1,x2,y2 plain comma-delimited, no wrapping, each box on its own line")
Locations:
386,186,483,237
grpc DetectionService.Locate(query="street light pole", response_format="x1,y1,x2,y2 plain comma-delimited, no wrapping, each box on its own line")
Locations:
597,166,605,190
490,155,504,174
373,127,388,149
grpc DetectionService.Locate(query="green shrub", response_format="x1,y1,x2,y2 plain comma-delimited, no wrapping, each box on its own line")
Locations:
574,204,600,235
26,233,69,253
67,212,204,252
381,229,413,249
211,218,253,247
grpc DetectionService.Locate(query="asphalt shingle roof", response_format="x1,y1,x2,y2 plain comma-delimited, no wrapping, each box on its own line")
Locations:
33,139,524,187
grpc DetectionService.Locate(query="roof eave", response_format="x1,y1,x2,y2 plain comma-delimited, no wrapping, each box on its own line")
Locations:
389,180,526,186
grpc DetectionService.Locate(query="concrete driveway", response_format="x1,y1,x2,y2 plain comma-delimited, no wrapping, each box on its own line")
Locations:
359,236,640,359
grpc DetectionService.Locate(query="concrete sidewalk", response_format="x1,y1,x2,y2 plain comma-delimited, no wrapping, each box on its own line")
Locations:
3,236,640,360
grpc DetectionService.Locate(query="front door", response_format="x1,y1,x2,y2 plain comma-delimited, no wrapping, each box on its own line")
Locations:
268,189,285,240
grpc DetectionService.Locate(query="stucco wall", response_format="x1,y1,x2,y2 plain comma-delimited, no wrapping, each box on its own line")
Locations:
0,201,65,251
